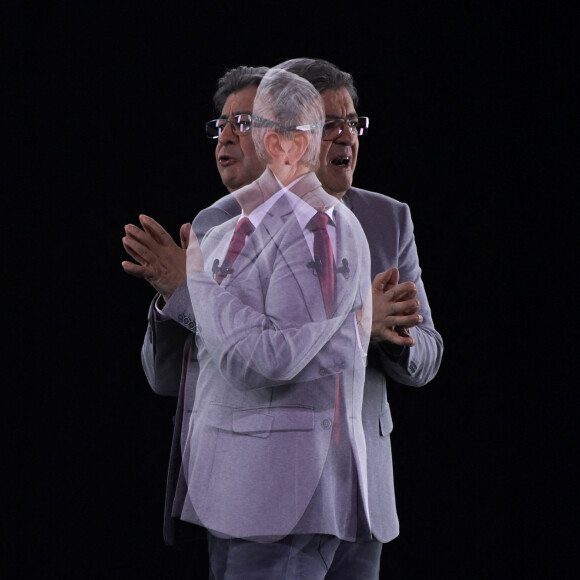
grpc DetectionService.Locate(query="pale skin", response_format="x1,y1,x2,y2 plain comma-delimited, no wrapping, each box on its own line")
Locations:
122,87,422,350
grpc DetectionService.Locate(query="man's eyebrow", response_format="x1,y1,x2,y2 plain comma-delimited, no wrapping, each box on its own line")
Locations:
325,113,358,119
218,111,253,119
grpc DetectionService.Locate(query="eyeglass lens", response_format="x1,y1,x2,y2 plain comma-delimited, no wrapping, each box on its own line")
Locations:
205,114,252,138
322,117,369,139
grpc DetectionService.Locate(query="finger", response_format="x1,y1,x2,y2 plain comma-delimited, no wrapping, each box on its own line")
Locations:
122,235,152,266
186,229,204,273
388,297,421,316
387,281,417,302
188,228,199,248
121,260,148,278
180,223,191,249
372,268,398,292
385,312,423,329
383,328,415,347
124,224,160,253
140,214,174,245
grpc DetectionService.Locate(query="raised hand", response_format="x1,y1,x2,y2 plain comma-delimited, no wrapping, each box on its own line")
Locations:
122,214,190,303
370,268,423,350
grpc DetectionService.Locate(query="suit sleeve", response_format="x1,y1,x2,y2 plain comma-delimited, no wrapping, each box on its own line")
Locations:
373,202,443,386
188,270,366,390
140,197,242,396
188,212,371,390
141,291,193,396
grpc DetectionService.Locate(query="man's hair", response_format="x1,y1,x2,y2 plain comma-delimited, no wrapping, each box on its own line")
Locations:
275,58,358,107
252,69,324,170
213,66,269,112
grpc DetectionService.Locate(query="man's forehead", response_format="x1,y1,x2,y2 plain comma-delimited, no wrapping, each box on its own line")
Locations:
220,87,257,117
320,88,357,117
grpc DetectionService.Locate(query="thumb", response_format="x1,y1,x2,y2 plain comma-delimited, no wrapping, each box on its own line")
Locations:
180,223,191,249
186,229,203,273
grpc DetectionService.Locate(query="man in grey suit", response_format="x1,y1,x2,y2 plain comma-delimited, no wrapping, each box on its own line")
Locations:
184,68,378,577
122,59,443,577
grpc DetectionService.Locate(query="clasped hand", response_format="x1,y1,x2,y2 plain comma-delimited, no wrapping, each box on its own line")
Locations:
371,268,423,351
123,218,422,348
122,215,190,303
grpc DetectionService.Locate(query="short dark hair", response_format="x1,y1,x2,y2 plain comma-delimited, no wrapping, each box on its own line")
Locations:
275,58,358,107
213,66,269,112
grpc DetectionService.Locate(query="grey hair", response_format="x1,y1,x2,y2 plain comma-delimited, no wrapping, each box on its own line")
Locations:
252,68,324,170
275,58,358,107
213,66,269,112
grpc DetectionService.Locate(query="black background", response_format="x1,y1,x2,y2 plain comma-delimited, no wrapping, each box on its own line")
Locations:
4,1,577,578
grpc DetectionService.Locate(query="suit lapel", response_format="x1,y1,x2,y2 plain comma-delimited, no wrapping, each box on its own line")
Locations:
258,195,327,323
332,205,359,317
200,217,237,275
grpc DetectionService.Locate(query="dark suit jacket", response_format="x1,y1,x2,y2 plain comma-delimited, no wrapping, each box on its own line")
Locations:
142,180,443,544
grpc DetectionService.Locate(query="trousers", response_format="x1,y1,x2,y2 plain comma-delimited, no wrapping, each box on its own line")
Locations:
207,531,383,580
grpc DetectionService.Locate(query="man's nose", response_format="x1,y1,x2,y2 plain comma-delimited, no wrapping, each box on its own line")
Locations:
217,121,238,144
335,121,356,145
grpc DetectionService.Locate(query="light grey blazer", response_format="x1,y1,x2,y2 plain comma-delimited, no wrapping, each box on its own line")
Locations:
142,178,443,544
175,170,371,541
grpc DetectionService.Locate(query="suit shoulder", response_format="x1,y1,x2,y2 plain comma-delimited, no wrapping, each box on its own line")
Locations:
198,193,240,217
346,187,409,212
192,194,241,238
345,187,413,232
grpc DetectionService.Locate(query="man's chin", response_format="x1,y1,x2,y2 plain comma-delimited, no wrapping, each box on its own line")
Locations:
218,168,240,192
325,176,353,198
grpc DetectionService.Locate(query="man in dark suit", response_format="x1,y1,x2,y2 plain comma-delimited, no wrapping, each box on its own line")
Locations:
122,59,443,577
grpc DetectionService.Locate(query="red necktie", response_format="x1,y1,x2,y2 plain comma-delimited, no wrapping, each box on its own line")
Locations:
309,212,335,317
216,217,254,285
309,212,341,443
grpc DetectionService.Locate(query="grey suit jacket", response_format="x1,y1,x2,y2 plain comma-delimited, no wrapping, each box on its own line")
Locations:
174,170,371,541
142,180,443,544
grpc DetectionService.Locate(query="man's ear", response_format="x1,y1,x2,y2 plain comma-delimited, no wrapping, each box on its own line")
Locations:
264,131,284,160
285,132,309,166
265,131,309,166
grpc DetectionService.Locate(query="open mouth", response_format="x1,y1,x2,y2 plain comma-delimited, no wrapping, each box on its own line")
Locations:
218,155,236,166
331,156,351,167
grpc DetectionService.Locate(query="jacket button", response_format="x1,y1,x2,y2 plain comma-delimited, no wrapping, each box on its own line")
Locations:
322,418,332,430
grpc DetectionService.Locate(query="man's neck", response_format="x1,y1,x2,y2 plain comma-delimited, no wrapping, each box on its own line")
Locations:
270,162,310,187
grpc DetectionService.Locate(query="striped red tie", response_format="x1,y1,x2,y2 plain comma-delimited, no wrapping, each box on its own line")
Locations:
216,217,254,285
309,212,335,316
309,212,341,443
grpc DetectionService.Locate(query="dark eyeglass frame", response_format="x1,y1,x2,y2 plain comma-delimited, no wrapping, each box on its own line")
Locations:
322,116,370,141
205,114,253,139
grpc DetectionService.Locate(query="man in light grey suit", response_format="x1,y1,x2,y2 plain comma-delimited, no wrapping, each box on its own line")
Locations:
182,68,374,577
122,59,443,577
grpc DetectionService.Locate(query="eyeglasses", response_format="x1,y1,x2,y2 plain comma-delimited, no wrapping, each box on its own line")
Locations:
205,114,370,140
322,117,370,141
252,116,323,133
205,114,253,139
